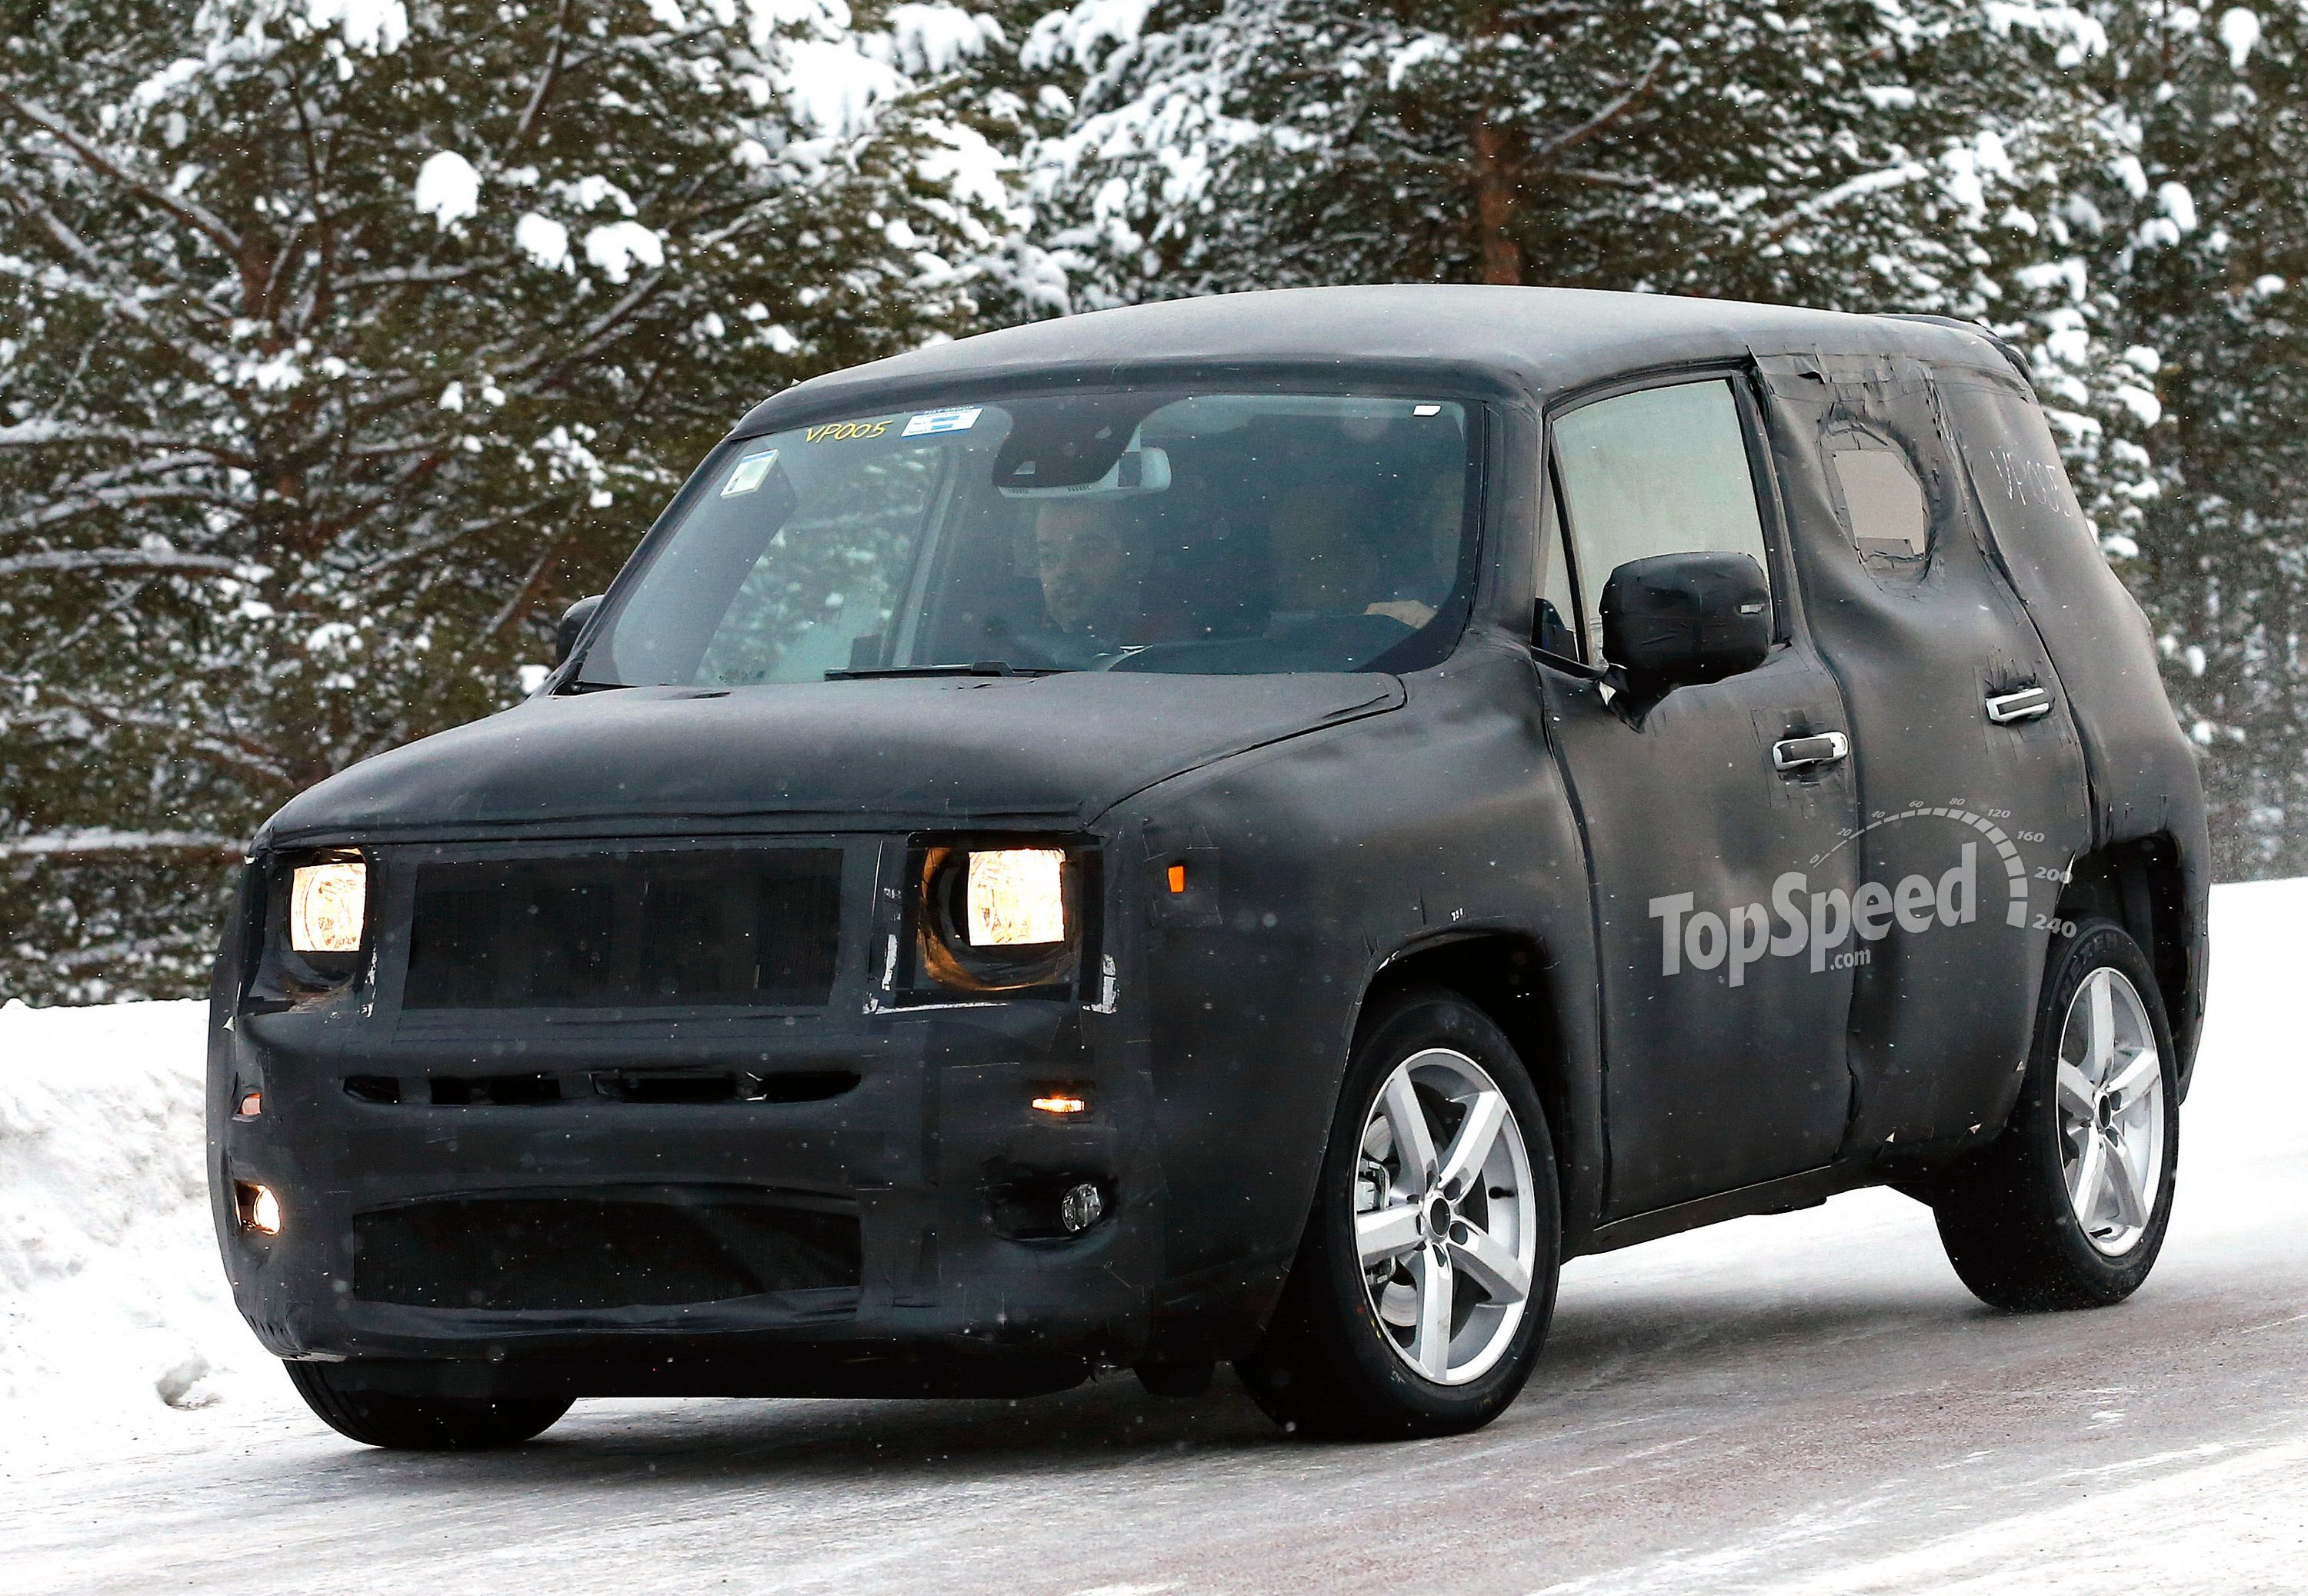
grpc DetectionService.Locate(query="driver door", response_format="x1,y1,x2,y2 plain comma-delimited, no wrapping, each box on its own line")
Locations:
1535,375,1861,1219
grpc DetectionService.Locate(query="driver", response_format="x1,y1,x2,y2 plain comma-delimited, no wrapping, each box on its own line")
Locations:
1032,499,1147,655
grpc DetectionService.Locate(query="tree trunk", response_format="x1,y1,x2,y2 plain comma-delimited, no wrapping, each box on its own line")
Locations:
1473,117,1522,285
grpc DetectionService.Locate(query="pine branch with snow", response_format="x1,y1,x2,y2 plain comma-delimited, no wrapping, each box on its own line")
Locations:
0,0,1022,1000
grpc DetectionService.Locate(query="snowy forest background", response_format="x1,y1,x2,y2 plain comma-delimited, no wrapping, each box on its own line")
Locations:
2,0,2302,1003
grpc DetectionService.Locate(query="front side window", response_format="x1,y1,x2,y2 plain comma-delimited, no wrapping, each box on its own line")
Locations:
1536,495,1580,659
582,391,1479,686
1552,378,1771,658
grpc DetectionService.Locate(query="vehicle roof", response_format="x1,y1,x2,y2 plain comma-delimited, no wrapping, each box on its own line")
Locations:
733,285,2023,437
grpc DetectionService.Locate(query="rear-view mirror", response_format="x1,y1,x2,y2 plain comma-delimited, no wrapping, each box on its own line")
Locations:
996,445,1171,500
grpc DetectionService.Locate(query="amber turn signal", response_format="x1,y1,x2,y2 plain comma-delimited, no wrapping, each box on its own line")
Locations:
235,1091,263,1118
1166,862,1187,894
1031,1093,1088,1116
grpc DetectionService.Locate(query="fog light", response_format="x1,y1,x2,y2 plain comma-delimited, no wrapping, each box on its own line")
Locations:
235,1181,282,1235
1059,1182,1105,1234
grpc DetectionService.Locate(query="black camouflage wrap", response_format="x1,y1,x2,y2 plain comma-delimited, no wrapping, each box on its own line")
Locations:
208,287,2206,1398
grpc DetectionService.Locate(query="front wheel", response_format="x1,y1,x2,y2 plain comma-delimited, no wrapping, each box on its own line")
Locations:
285,1361,572,1451
1932,919,2180,1311
1238,988,1559,1440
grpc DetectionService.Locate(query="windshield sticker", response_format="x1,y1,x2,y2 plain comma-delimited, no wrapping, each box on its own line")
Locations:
720,449,779,496
802,419,892,444
902,406,983,438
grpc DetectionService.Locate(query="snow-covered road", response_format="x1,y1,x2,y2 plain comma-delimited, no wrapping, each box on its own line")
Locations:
7,882,2304,1594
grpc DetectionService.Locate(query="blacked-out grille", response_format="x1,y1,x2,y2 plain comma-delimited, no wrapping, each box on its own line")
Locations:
402,849,841,1011
352,1192,862,1311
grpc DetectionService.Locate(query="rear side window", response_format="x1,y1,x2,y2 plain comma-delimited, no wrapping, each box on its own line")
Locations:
1553,378,1770,657
1827,436,1930,558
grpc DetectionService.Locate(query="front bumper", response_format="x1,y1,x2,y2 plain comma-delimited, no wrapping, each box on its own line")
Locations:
212,998,1166,1400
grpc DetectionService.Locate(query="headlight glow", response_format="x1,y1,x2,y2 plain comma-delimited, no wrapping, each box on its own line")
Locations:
914,839,1082,997
289,858,366,955
966,848,1068,947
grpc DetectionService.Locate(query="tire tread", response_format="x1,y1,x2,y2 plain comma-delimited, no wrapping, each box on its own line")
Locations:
285,1361,570,1450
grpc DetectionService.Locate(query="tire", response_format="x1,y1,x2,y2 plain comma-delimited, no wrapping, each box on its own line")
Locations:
285,1361,572,1451
1238,986,1560,1440
1932,918,2180,1311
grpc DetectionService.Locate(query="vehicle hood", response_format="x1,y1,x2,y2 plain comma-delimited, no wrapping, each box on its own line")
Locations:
262,672,1404,844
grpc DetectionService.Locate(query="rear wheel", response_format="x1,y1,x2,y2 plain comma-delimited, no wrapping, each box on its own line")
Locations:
1239,988,1559,1440
285,1361,571,1451
1932,919,2179,1310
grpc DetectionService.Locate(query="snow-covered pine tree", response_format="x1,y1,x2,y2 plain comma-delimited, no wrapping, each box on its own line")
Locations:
1026,2,2107,312
1014,0,2191,804
0,0,1019,1000
2064,2,2308,879
1019,0,2155,582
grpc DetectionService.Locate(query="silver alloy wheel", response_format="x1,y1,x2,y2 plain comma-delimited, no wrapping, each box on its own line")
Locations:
1352,1048,1539,1386
2056,965,2167,1258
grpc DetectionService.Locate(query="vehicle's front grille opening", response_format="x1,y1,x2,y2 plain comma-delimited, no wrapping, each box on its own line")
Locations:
590,1068,862,1105
430,1073,562,1107
351,1191,861,1311
401,848,842,1011
593,1069,739,1105
342,1069,863,1107
750,1069,860,1104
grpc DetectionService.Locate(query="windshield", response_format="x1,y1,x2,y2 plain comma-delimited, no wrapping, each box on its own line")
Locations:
579,389,1479,685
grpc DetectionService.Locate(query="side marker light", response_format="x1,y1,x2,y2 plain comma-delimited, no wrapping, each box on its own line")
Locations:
1032,1093,1088,1116
1166,862,1187,895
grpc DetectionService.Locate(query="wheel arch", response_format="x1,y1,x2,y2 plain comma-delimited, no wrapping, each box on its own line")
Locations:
2057,834,2199,1094
1359,932,1604,1244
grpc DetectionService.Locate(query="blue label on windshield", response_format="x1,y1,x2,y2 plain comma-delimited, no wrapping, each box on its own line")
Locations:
902,406,983,438
721,450,778,496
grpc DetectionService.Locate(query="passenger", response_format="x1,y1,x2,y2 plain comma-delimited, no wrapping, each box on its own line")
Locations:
1362,469,1466,630
1269,471,1461,631
1267,483,1372,621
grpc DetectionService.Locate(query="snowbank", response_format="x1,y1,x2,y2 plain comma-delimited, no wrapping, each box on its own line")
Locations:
0,999,262,1442
0,881,2296,1453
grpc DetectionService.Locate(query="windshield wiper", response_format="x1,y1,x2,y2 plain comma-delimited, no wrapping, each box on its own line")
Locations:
825,661,1063,681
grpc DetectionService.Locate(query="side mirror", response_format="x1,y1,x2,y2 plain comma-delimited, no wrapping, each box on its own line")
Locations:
553,594,605,668
1599,551,1770,692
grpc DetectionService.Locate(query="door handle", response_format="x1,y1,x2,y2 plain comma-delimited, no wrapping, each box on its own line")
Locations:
1772,731,1849,772
1985,685,2053,725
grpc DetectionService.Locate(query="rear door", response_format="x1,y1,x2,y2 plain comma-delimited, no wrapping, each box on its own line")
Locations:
1753,352,2091,1152
1536,373,1861,1218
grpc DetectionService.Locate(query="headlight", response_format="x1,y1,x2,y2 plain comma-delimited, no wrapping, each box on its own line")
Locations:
288,857,366,955
966,848,1067,946
916,842,1084,995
